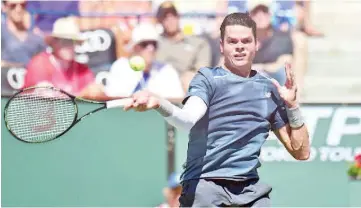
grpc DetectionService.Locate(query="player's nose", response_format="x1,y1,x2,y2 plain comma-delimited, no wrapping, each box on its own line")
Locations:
235,45,245,52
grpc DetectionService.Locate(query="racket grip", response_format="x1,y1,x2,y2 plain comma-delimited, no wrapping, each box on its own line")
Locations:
106,98,133,109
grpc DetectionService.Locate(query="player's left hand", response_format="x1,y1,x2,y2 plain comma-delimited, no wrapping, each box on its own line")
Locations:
271,63,298,108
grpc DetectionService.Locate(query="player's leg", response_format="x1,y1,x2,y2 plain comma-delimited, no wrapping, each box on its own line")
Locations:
229,179,272,207
179,179,233,207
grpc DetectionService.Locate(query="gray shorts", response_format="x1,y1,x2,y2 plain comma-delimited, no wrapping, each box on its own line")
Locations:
179,178,272,207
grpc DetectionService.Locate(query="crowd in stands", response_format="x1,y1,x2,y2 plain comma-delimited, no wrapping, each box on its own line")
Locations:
1,0,323,101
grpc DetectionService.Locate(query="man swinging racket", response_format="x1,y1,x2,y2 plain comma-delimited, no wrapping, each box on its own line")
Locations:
124,13,310,207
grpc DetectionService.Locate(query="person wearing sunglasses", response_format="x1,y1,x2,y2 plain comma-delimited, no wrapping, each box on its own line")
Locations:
1,0,45,67
104,23,184,100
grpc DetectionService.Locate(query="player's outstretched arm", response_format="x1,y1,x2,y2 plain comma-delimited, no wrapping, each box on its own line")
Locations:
271,63,310,160
123,90,207,132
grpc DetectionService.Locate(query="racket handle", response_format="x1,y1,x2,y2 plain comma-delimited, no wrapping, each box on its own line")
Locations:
106,98,133,109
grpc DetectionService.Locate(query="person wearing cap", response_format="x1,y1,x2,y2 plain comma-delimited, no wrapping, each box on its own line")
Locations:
1,0,45,67
104,23,184,99
155,1,211,93
247,0,294,86
157,172,182,208
23,17,103,99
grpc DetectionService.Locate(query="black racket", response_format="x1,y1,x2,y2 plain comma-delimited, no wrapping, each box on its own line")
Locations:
4,86,132,143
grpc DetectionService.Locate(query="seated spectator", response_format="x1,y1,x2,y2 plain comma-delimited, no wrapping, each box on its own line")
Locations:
155,1,211,93
105,23,184,100
201,0,229,67
271,0,297,33
1,0,45,67
296,1,323,37
248,0,293,85
23,17,103,99
272,0,323,36
157,172,182,208
26,0,79,36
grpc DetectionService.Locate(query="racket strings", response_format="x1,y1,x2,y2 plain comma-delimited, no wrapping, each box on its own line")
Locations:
5,88,76,142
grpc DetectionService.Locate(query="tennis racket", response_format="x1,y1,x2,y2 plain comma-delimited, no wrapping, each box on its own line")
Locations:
4,86,133,143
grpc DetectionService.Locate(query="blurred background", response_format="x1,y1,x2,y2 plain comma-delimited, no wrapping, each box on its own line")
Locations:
1,0,360,207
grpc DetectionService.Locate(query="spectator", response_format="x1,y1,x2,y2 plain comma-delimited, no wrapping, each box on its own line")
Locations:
272,1,323,36
201,0,230,67
27,1,79,36
268,0,310,91
296,1,324,37
157,172,182,208
248,0,293,85
155,1,211,93
271,0,297,33
104,23,184,100
24,17,103,99
1,0,45,67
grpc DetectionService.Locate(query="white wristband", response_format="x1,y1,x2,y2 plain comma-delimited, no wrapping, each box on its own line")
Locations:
286,106,304,128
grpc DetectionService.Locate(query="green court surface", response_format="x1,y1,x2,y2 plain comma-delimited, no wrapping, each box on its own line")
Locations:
2,98,167,207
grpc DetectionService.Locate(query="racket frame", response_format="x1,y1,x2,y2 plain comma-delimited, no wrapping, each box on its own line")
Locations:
4,86,109,143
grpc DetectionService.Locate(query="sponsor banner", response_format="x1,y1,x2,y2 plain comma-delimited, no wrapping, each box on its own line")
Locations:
261,105,361,162
1,66,26,96
75,28,117,70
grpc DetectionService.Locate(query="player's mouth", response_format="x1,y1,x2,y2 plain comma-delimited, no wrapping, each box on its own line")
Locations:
233,53,246,60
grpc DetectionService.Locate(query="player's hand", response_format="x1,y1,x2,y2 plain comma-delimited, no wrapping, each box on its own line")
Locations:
123,90,160,112
271,63,298,108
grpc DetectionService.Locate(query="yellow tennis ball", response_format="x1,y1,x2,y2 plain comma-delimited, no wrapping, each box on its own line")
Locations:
129,56,146,71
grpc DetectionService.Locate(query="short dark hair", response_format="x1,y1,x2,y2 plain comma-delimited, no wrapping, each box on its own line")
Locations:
220,13,257,41
156,1,178,21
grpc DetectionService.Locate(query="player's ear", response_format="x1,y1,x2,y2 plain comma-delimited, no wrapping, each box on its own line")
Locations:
219,39,224,54
256,40,260,52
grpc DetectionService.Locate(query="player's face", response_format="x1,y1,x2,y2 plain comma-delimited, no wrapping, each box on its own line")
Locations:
220,25,257,70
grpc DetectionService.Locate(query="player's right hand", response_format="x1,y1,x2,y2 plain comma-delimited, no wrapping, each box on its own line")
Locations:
123,90,160,112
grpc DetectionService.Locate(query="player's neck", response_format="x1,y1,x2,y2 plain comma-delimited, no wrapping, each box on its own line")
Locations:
222,63,252,78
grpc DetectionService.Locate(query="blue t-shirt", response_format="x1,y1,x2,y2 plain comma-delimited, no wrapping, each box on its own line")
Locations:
271,1,297,30
26,1,79,33
1,21,45,65
181,67,288,181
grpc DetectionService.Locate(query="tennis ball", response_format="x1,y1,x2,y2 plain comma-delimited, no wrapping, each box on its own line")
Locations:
129,56,146,71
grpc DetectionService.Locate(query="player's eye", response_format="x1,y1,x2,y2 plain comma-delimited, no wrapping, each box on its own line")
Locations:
241,38,252,44
228,39,238,44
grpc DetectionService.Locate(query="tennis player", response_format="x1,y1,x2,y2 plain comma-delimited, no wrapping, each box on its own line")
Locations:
124,12,310,207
